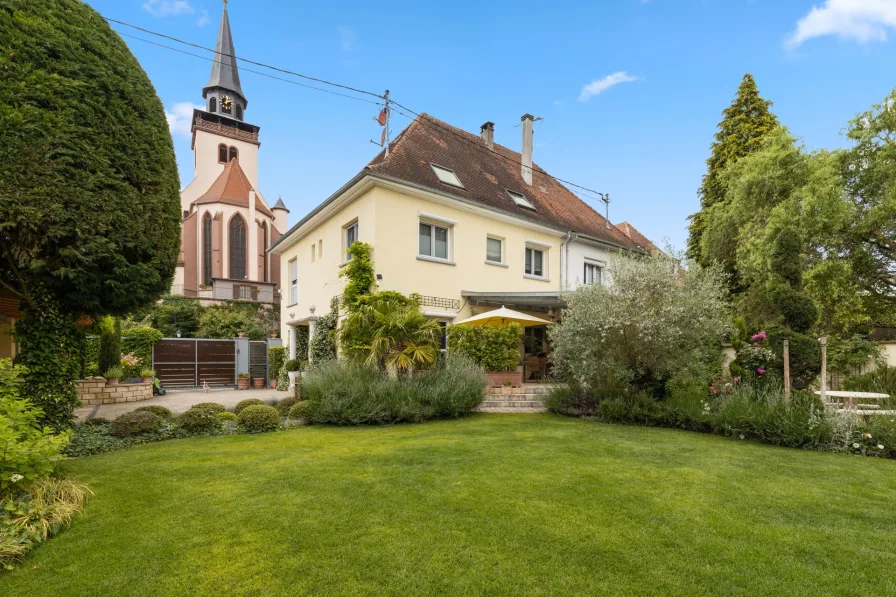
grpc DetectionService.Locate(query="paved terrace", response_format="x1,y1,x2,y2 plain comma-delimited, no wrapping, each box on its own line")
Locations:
75,388,285,422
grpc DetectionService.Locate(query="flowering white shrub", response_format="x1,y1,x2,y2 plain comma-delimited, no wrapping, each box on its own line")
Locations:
549,253,730,394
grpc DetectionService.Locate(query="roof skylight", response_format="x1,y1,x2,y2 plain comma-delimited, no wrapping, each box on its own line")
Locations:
507,190,536,211
430,164,464,189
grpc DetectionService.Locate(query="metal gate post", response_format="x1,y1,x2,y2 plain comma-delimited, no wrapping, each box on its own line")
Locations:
194,340,198,386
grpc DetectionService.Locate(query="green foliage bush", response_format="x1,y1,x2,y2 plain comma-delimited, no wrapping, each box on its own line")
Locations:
447,323,521,372
268,346,286,381
275,396,298,417
133,406,172,419
178,408,221,433
84,417,111,426
98,317,121,377
0,360,71,493
340,242,375,311
283,359,301,372
198,304,266,340
768,284,818,334
110,411,163,437
218,411,237,422
294,327,310,364
146,296,202,338
190,403,226,414
766,326,819,389
844,366,896,396
303,354,486,425
309,298,339,363
237,405,280,433
122,326,163,367
288,401,313,422
234,399,264,415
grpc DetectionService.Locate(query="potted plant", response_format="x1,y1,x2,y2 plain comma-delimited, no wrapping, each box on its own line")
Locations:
139,367,156,384
284,359,301,391
103,366,124,387
252,376,265,389
237,331,245,338
501,380,515,395
237,373,250,390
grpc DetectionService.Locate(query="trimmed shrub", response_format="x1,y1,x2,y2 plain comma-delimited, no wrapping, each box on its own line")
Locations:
134,405,173,419
288,401,313,423
97,317,121,380
237,405,280,433
283,359,301,372
303,354,486,425
190,402,226,414
84,417,111,426
111,411,162,437
269,346,286,382
447,323,521,372
275,396,299,417
234,398,264,415
218,411,237,422
178,408,221,433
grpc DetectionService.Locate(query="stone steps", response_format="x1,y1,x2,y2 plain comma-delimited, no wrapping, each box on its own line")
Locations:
479,399,546,410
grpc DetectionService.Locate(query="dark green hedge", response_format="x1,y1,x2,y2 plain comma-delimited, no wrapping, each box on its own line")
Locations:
0,0,181,317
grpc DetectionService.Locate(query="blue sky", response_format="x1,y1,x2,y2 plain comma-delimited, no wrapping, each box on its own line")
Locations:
86,0,896,249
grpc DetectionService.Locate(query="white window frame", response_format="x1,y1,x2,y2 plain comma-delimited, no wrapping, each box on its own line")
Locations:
524,244,548,280
485,235,507,267
506,189,536,211
288,258,298,305
583,261,603,286
343,220,359,262
417,217,453,264
429,163,465,189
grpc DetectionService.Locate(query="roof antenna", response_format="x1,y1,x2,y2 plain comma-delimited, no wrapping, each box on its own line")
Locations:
597,192,611,229
370,89,391,156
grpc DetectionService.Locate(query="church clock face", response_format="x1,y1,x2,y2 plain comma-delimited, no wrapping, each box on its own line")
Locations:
221,95,233,112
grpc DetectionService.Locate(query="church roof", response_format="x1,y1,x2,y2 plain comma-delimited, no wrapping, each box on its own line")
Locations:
203,4,246,104
272,197,289,212
194,159,272,217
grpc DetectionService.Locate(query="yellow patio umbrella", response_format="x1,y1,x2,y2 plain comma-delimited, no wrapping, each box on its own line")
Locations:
454,305,552,328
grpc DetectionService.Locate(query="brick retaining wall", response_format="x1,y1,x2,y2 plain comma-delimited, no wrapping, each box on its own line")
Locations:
76,377,153,406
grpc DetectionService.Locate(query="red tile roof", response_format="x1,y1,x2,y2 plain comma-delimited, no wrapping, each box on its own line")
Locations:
194,159,272,217
365,114,643,250
618,221,660,253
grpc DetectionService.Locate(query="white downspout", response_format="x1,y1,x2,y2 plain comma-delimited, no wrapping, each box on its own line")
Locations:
562,232,576,291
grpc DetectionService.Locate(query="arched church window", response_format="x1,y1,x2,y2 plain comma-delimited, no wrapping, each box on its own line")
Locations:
218,144,227,163
235,104,243,120
229,214,247,280
229,146,238,162
209,97,217,113
202,213,213,286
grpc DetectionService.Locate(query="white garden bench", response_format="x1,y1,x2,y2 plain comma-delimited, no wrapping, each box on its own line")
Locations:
815,390,895,416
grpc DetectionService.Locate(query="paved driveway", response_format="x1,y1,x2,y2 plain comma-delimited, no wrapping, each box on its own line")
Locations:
75,388,288,421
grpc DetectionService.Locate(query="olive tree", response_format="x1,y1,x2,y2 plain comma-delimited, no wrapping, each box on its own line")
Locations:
549,253,730,396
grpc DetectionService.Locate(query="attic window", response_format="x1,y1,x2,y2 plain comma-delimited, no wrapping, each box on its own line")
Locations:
430,164,464,189
507,190,536,211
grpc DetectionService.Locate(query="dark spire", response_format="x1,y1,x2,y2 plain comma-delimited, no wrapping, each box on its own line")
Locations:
203,2,246,106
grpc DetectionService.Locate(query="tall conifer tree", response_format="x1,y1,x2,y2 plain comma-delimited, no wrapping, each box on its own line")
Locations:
687,74,779,263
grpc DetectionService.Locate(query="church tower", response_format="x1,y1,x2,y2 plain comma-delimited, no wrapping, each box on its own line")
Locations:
171,1,288,305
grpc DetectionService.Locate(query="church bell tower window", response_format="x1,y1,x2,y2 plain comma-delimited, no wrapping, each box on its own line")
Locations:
229,147,238,163
218,144,227,164
209,96,217,113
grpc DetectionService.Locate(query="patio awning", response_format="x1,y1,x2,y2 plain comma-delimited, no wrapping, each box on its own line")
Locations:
461,291,566,314
455,306,552,328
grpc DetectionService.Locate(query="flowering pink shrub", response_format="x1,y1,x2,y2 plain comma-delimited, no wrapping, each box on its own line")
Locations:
756,367,767,376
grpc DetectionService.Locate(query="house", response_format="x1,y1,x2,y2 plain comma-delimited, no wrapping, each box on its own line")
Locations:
270,112,656,365
169,4,288,305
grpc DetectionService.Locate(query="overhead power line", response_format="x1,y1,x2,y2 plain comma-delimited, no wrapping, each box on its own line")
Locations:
103,15,612,207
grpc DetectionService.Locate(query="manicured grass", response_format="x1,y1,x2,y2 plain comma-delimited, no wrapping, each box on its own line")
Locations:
4,415,896,596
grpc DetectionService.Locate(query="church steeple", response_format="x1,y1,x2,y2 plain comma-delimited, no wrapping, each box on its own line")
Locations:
202,1,247,121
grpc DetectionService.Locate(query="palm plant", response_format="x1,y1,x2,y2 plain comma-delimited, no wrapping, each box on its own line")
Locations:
340,295,441,373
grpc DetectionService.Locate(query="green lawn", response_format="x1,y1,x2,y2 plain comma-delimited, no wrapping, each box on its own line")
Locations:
4,415,896,596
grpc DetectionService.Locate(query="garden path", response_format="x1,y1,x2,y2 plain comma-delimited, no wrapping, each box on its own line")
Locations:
74,388,285,421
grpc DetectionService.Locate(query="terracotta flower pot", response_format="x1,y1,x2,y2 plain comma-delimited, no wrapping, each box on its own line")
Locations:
502,385,514,395
105,378,119,387
142,376,153,384
237,377,249,390
252,378,264,389
270,379,277,389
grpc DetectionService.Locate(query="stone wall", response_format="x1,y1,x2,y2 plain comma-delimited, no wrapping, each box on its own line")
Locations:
76,377,153,406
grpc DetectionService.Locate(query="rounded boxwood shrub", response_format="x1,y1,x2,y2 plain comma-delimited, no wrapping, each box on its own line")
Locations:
134,405,173,419
275,396,298,417
288,400,313,423
84,417,111,426
178,407,222,433
234,398,264,415
190,402,226,414
218,411,237,422
111,411,162,437
237,405,280,433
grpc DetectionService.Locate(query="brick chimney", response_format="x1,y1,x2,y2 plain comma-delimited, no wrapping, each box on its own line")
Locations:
521,114,534,185
480,121,494,149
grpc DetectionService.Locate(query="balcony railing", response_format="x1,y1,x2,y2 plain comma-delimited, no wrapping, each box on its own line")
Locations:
170,284,280,304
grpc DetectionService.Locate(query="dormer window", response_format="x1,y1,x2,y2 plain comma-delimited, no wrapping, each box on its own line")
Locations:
430,164,464,189
507,190,536,211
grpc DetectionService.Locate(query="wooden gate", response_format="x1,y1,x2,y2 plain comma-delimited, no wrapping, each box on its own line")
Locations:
249,341,268,383
152,339,236,388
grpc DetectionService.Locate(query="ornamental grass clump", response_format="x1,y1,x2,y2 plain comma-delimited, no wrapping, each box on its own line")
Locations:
237,405,280,433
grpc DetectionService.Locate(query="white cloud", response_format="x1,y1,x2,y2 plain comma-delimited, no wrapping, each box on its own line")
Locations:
578,72,639,102
166,102,203,138
786,0,896,47
337,27,357,52
142,0,195,18
197,8,209,27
